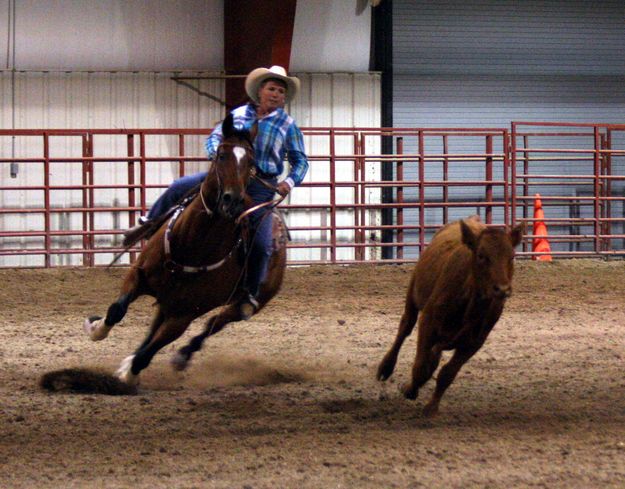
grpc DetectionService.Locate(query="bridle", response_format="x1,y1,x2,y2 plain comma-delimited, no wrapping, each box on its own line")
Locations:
163,136,282,274
199,139,256,217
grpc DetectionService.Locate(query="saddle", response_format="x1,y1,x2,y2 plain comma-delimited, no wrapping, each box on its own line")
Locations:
271,209,290,253
119,196,289,264
122,187,202,248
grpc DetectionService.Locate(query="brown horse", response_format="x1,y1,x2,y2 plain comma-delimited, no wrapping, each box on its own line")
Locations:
377,216,524,416
83,114,287,386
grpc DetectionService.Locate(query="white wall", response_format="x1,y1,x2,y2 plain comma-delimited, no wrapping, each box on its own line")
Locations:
2,0,223,71
0,0,372,72
291,0,372,72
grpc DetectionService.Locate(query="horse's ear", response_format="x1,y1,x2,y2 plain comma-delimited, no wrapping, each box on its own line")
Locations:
222,113,234,138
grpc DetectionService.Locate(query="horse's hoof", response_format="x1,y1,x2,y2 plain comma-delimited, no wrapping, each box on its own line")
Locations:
115,355,139,386
83,316,111,341
170,352,189,371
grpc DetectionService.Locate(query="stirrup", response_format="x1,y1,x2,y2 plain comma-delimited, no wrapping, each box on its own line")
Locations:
239,293,259,321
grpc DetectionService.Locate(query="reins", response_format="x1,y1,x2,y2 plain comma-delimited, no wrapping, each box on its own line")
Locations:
198,179,213,217
236,193,286,225
162,138,285,275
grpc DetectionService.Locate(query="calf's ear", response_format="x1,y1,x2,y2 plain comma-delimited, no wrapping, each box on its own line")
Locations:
509,222,525,248
460,219,478,252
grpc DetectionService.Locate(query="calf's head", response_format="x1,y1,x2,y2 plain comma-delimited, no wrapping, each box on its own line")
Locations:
461,221,525,300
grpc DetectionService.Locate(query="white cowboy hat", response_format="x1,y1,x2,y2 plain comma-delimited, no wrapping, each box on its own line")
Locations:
245,65,300,104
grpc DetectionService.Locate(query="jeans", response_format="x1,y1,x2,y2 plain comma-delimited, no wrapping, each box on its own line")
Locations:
147,172,276,297
147,172,207,220
244,177,277,297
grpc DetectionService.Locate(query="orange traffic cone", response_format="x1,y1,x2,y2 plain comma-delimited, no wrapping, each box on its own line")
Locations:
532,194,552,261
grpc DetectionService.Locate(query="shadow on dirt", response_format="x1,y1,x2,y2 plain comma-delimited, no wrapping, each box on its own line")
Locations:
39,368,138,395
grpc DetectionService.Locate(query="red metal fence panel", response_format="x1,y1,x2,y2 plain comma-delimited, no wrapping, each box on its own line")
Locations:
1,123,624,267
511,122,625,258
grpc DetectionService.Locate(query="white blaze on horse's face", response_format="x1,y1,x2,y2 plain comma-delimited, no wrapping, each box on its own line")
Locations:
233,146,247,169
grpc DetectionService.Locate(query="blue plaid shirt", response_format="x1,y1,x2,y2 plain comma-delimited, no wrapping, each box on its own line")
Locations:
204,103,308,188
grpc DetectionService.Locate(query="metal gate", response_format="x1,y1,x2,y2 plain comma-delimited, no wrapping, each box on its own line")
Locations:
2,122,625,268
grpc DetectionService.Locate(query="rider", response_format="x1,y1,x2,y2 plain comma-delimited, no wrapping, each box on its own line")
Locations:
135,65,308,319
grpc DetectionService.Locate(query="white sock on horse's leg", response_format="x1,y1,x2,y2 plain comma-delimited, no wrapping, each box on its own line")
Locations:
83,317,113,341
115,355,139,386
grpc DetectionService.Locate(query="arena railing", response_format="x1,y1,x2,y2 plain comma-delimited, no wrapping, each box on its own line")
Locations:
511,122,625,258
1,124,624,267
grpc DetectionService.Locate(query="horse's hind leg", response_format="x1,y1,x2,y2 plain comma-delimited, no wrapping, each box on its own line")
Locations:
84,267,143,341
171,304,241,371
116,313,192,385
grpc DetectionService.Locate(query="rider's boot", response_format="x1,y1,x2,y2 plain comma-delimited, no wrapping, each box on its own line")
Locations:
123,216,151,239
239,292,259,321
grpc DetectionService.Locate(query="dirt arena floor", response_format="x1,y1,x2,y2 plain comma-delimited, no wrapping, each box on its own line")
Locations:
1,260,624,488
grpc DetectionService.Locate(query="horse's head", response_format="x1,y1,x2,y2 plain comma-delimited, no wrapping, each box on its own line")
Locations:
208,114,257,219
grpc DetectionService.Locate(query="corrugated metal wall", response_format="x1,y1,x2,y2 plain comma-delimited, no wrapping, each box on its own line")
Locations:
289,73,382,261
0,71,381,266
4,0,224,71
393,0,625,257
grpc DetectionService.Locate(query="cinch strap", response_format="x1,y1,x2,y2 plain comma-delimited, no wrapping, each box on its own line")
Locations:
163,203,242,274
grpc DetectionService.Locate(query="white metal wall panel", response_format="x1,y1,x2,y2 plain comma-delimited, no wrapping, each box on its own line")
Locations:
291,1,372,72
0,71,381,266
288,73,381,262
0,71,225,266
2,0,370,73
9,0,224,70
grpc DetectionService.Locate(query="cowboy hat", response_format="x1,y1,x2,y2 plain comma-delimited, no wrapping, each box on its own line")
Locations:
245,65,300,104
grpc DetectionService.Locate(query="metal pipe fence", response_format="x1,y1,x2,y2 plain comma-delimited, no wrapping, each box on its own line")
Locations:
1,123,624,267
511,122,625,259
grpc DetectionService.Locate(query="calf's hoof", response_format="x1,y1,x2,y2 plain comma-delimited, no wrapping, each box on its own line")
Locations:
422,401,439,418
376,359,395,381
401,383,418,400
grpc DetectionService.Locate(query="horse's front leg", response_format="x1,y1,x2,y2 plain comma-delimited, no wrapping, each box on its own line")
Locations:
116,313,193,385
83,267,143,341
171,304,242,371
